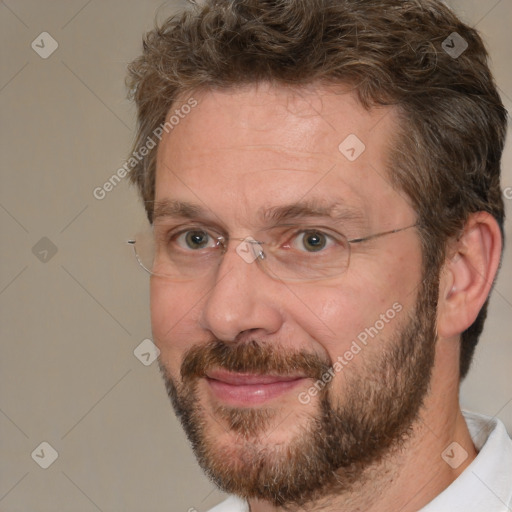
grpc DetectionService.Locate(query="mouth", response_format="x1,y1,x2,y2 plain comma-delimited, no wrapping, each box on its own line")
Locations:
204,369,307,406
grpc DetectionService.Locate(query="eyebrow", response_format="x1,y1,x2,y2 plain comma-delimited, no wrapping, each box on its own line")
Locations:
260,200,365,225
152,198,365,226
153,199,205,221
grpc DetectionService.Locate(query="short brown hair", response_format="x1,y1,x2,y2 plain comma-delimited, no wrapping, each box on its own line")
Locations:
126,0,507,379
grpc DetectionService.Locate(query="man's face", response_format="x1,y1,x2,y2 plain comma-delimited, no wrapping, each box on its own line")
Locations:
151,84,436,506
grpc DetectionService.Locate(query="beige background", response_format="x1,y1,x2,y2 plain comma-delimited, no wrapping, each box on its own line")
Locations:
0,1,511,511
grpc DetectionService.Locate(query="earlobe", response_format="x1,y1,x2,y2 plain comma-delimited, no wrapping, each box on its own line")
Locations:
437,212,502,339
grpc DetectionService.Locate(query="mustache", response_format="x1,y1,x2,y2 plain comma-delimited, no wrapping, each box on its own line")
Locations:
181,339,331,382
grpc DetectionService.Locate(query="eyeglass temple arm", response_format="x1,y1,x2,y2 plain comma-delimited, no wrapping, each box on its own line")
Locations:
347,223,418,244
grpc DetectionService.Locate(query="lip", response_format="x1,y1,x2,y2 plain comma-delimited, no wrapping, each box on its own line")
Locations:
205,370,307,406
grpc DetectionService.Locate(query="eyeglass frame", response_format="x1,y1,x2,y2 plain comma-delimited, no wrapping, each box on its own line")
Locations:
127,222,419,282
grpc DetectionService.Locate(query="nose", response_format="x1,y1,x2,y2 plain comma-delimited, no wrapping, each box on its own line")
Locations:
198,240,284,342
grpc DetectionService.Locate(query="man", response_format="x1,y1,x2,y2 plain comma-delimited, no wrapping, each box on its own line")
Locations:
126,0,511,510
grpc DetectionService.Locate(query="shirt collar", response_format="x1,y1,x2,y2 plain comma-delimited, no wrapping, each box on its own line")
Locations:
421,410,512,511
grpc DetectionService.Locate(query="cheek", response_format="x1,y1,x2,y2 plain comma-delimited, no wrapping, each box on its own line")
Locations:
296,292,376,363
150,280,200,371
295,250,421,365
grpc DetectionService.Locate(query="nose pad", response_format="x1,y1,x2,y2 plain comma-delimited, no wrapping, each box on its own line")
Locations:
234,237,265,264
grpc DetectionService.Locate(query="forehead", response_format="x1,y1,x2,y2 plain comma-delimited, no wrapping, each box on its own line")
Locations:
154,83,412,228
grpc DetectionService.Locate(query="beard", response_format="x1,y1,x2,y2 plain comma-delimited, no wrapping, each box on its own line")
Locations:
158,273,438,508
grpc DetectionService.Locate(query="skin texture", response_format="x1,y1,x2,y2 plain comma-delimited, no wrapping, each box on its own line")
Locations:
150,83,501,511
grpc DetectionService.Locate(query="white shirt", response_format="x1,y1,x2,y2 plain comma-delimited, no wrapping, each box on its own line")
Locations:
206,411,512,512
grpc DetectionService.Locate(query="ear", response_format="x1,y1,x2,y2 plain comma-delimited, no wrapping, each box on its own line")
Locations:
437,212,502,339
